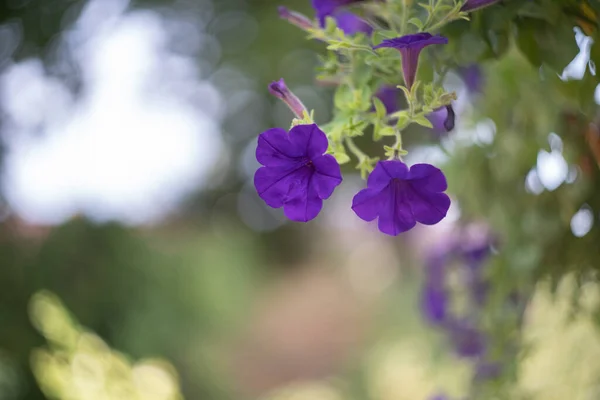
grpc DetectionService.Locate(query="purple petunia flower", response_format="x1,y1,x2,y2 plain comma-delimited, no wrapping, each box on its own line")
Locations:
373,33,448,90
334,10,373,35
351,160,451,236
312,0,372,35
461,0,499,12
312,0,363,23
268,78,307,119
254,124,342,222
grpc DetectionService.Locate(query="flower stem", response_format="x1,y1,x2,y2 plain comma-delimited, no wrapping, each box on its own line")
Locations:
345,137,367,162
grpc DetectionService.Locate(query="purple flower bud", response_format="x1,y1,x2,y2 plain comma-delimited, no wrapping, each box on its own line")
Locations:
268,78,308,119
278,6,314,31
460,0,499,12
373,33,448,90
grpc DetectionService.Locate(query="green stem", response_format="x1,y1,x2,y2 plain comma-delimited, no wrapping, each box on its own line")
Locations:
345,137,367,161
427,13,459,32
400,0,410,35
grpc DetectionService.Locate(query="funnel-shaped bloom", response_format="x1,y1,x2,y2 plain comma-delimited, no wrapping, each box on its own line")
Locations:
351,160,451,236
373,33,448,89
254,124,342,222
268,78,307,119
461,0,499,12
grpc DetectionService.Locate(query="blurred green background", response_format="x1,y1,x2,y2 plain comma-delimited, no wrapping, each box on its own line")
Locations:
2,1,600,399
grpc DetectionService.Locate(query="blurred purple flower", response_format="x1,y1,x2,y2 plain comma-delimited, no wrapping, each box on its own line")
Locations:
448,319,486,358
268,78,307,119
374,85,401,114
351,161,451,236
423,284,448,324
312,0,363,23
334,10,373,35
278,6,313,30
422,252,449,324
458,64,483,93
474,360,503,381
373,33,448,89
312,0,372,35
461,0,499,12
254,124,342,222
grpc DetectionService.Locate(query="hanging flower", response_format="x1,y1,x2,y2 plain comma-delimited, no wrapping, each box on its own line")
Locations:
427,105,455,134
351,160,451,236
254,124,342,222
373,33,448,90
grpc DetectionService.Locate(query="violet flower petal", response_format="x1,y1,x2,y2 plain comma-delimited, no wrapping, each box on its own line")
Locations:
378,182,417,235
312,154,343,198
254,165,306,208
289,124,329,159
351,187,387,222
256,127,303,166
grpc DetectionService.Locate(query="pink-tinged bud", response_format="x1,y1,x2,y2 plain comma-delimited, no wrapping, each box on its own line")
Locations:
278,6,314,31
268,78,308,119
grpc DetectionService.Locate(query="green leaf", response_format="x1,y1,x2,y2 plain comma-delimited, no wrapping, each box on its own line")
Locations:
333,152,351,164
515,17,579,72
334,85,352,110
413,114,433,128
408,17,424,31
394,111,411,130
378,126,396,137
372,97,387,119
324,16,337,34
